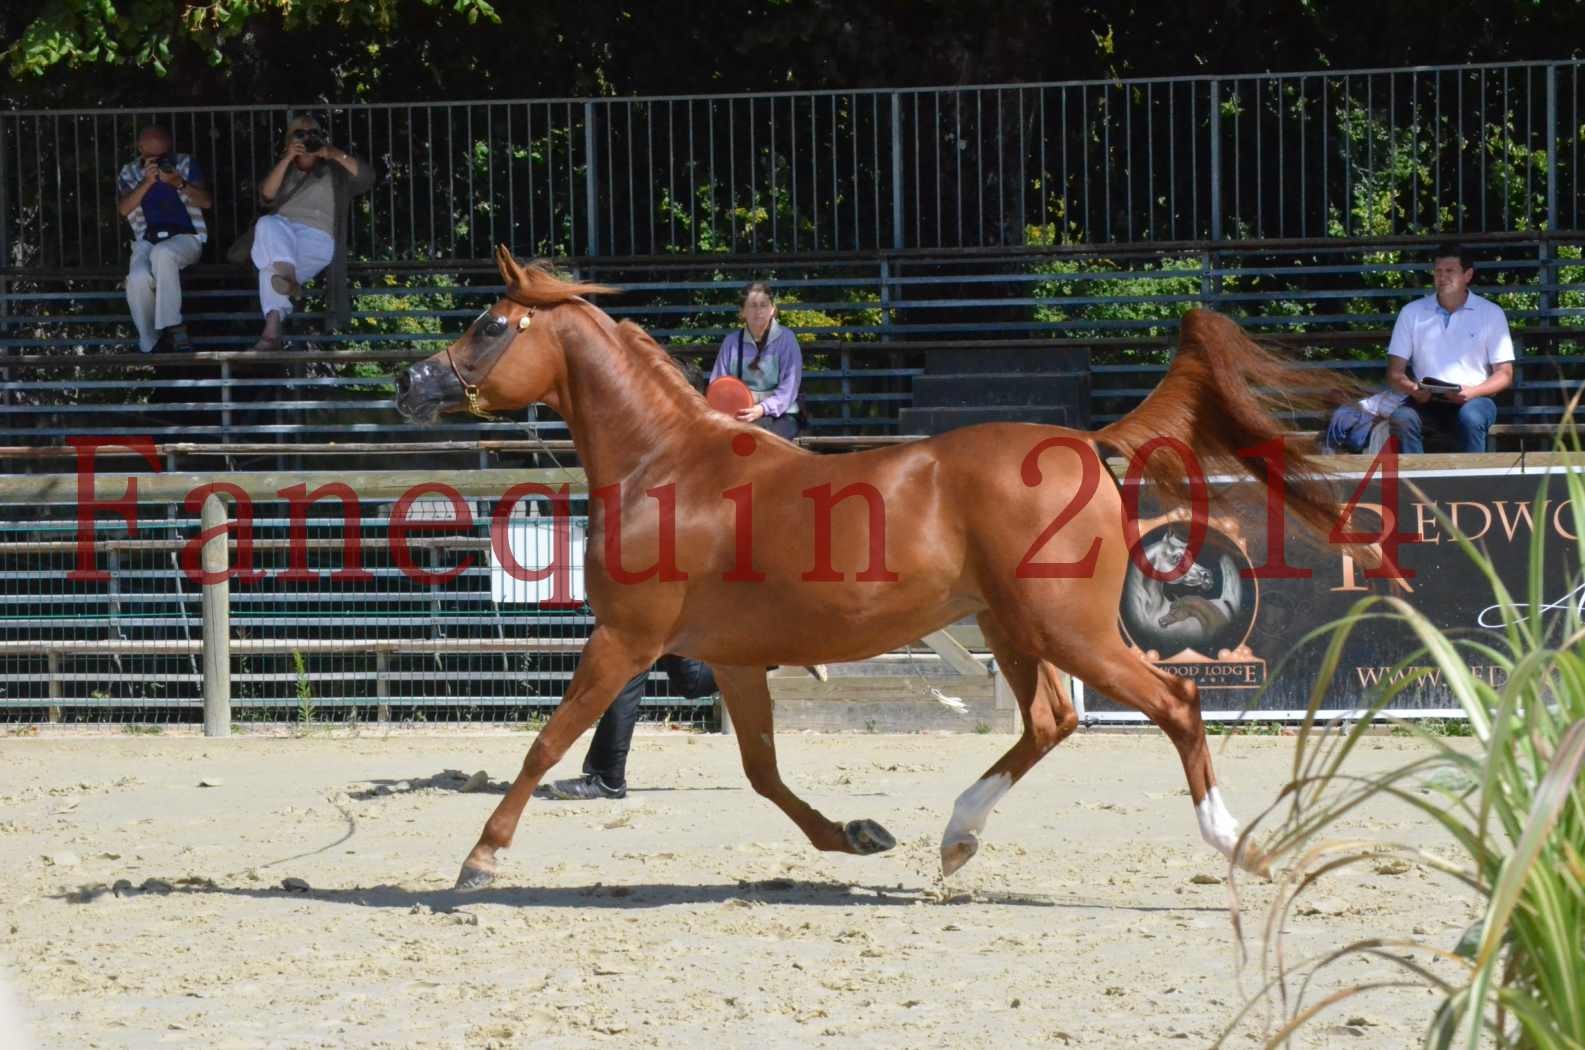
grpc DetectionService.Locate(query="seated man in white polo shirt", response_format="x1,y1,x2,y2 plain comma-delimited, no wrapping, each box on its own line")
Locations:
1324,243,1514,454
1384,243,1515,452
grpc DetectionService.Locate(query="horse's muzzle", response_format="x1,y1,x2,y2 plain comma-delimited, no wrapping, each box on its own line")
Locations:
393,360,460,424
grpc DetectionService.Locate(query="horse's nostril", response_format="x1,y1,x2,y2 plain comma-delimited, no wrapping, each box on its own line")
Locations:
395,370,410,396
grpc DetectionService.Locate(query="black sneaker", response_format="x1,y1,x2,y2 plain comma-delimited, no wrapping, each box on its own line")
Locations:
534,773,626,801
165,325,192,351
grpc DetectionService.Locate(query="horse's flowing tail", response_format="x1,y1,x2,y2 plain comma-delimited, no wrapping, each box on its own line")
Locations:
1094,308,1371,557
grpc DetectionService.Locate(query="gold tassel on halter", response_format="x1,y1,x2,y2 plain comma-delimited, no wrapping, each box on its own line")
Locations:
463,383,502,420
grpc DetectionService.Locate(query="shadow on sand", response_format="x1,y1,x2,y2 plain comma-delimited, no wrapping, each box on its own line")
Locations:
55,876,1223,916
348,769,745,800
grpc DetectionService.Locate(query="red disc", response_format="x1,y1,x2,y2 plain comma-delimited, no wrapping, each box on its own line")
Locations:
706,376,755,415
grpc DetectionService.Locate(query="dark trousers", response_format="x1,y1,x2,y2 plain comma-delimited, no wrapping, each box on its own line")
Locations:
758,413,800,440
582,655,717,788
1390,396,1497,454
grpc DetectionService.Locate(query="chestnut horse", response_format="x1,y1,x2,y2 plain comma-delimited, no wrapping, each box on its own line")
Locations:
395,247,1364,891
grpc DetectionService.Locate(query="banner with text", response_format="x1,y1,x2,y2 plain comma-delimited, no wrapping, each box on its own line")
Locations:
1092,463,1580,718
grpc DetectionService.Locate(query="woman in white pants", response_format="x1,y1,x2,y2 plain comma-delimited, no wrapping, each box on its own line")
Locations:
249,115,372,350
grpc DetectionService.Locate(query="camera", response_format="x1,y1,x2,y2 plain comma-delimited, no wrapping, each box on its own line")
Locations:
155,155,177,174
294,129,327,153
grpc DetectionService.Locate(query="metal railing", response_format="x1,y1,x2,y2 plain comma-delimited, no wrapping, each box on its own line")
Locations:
0,471,711,727
0,467,1002,729
3,60,1581,269
4,235,1583,454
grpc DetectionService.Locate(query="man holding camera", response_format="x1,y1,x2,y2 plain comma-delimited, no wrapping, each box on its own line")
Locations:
115,126,213,352
248,114,373,350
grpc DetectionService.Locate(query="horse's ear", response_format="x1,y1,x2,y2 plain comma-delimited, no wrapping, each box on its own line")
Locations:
495,244,528,300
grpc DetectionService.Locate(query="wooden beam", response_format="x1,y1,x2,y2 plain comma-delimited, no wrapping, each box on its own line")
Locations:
919,629,991,677
0,638,587,656
0,467,588,503
200,492,230,738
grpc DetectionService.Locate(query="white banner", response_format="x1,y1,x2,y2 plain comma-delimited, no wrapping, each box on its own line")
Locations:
490,517,587,606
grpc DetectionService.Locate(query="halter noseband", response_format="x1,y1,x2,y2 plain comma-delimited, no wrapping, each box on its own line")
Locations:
443,307,536,419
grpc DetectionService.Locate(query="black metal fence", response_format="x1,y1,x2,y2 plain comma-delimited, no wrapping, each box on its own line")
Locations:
3,60,1582,269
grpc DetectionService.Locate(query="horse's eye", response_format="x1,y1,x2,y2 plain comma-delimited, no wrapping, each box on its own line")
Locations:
482,316,508,338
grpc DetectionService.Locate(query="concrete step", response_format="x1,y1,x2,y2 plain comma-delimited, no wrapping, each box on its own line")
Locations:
943,622,985,650
768,673,1005,732
922,347,1090,373
767,652,990,681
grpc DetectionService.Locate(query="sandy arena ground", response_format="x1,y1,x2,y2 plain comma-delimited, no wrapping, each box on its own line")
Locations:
0,728,1477,1049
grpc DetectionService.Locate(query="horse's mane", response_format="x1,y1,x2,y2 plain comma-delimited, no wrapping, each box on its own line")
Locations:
614,321,710,404
502,258,619,307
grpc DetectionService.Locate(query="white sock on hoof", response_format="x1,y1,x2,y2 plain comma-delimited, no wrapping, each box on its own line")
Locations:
1195,786,1242,860
942,772,1012,853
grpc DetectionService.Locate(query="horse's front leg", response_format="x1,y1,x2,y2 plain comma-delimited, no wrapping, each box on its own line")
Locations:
456,628,656,890
713,665,895,857
939,611,1079,876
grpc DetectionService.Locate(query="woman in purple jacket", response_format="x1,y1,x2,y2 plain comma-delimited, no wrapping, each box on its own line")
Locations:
709,281,804,439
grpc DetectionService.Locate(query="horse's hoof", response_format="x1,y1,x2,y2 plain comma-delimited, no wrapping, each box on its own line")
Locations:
1236,839,1274,881
844,819,896,855
455,863,495,892
940,833,979,877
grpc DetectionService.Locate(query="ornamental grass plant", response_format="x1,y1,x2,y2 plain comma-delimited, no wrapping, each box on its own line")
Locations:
1220,408,1585,1049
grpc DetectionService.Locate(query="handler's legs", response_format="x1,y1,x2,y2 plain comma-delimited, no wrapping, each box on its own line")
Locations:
535,668,646,800
580,669,645,789
658,654,718,698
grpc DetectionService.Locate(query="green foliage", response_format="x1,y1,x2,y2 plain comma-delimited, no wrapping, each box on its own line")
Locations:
1327,100,1549,240
1029,251,1205,361
5,2,1581,123
344,270,462,367
1205,720,1285,736
1559,245,1585,330
657,276,880,346
1221,414,1585,1047
1327,101,1448,239
293,650,315,729
654,154,847,257
4,0,499,78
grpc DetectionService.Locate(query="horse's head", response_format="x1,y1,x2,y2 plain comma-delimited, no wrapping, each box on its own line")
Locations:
1157,595,1227,632
1179,560,1214,591
394,246,613,424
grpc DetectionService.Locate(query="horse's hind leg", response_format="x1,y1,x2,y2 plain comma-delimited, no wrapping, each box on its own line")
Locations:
1058,639,1271,877
712,664,895,856
455,627,655,890
940,611,1079,876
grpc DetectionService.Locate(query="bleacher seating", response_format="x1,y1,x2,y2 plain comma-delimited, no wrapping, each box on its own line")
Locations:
4,240,1583,469
3,239,1583,724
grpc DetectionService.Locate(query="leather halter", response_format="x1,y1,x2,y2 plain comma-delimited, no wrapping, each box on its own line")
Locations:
442,307,536,419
